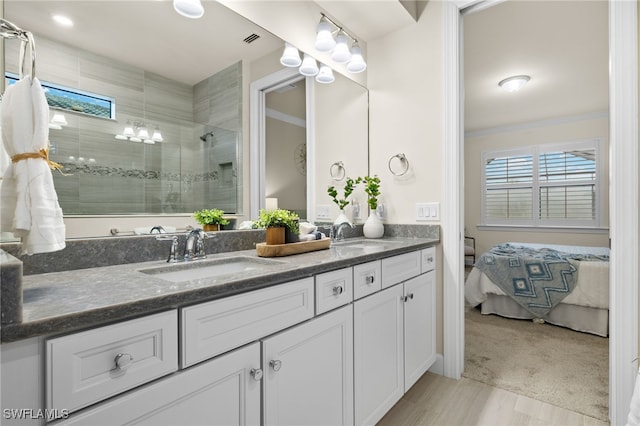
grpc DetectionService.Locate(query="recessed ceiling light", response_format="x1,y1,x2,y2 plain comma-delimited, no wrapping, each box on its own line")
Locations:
52,14,74,28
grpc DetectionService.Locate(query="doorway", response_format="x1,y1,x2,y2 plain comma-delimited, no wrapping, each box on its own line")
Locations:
442,1,638,424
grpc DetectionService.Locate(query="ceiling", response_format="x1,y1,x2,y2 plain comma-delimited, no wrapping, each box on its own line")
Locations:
463,1,609,133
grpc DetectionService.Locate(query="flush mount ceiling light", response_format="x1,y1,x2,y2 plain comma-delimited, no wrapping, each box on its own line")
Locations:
280,43,302,67
499,75,531,92
173,0,204,19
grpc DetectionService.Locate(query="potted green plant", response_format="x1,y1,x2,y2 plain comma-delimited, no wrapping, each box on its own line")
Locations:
255,209,300,245
328,177,356,224
193,208,230,231
358,175,384,238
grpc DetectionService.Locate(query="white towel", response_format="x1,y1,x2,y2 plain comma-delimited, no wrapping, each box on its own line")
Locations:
0,77,66,255
627,368,640,426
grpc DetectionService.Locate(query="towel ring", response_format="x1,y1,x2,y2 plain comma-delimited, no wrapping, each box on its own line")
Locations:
388,153,409,176
330,161,346,181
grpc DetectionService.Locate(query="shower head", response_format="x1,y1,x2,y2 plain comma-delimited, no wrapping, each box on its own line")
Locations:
200,131,215,142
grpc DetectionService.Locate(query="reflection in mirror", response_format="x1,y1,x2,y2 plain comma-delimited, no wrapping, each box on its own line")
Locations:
3,1,369,233
3,0,283,217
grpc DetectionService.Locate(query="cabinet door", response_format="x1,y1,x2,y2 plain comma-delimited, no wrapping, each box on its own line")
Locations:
262,305,353,426
404,271,436,391
354,284,404,426
57,343,261,426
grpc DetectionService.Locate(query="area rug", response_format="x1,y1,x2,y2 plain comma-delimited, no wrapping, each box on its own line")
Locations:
463,305,609,421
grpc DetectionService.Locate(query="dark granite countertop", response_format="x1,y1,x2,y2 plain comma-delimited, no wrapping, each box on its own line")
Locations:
1,237,438,343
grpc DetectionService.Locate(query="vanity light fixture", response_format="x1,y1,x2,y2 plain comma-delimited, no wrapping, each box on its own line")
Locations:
48,111,68,130
314,17,336,52
313,13,367,74
499,75,531,92
346,42,367,73
280,43,302,67
173,0,204,19
316,65,335,84
331,31,352,63
298,54,319,76
116,120,163,144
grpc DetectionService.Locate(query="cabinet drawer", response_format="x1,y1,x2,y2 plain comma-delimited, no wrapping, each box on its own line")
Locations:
381,252,421,288
46,310,178,414
353,261,382,300
315,267,353,314
181,277,314,368
421,246,436,273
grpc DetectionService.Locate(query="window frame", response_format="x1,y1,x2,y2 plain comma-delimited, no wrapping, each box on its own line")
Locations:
480,139,602,228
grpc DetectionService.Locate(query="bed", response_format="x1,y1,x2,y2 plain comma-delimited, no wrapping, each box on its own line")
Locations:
465,242,610,337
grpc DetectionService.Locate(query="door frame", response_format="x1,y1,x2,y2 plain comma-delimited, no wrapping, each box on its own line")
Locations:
442,1,638,424
249,69,314,220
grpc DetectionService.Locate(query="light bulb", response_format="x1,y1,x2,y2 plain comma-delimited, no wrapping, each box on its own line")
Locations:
280,43,302,67
299,54,319,77
331,31,351,63
346,43,367,73
315,19,336,52
316,65,335,84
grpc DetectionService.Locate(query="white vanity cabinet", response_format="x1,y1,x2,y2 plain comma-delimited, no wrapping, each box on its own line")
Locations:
56,342,261,426
262,305,354,426
354,251,437,426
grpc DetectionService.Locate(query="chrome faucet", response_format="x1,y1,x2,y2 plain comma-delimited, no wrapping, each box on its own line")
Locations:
184,228,206,261
331,220,355,242
156,228,212,263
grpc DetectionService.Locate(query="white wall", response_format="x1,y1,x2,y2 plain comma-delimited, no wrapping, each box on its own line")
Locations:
465,114,610,255
367,0,445,353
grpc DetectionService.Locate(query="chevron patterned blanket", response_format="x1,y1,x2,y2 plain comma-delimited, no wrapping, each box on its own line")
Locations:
475,243,609,318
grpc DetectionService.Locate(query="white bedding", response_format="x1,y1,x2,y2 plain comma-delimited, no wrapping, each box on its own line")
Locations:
465,242,610,311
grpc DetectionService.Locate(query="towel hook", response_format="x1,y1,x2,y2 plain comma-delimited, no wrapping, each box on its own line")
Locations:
388,153,409,176
330,161,346,181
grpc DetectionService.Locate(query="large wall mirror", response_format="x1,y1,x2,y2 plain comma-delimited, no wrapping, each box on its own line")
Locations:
2,0,369,232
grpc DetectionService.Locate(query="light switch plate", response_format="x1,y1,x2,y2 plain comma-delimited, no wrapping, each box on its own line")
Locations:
416,202,440,221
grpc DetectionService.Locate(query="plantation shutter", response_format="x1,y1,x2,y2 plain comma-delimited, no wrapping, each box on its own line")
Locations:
483,152,533,222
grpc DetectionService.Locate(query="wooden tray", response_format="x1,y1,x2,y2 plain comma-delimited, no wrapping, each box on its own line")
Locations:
256,238,331,257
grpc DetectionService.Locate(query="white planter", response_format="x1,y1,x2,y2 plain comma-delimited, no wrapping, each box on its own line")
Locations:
363,212,384,239
334,210,349,225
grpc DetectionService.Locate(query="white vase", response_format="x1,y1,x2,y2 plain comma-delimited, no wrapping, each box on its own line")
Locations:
334,209,349,225
363,212,384,239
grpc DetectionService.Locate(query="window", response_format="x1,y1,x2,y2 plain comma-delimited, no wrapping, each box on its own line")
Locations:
5,73,115,119
482,139,600,228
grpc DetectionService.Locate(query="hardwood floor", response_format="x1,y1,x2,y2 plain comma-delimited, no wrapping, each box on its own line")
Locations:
377,372,609,426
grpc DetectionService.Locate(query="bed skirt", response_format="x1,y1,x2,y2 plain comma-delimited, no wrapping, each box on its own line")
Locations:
480,294,609,337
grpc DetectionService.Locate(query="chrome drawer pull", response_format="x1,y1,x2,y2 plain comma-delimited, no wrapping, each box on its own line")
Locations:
250,368,263,381
112,353,134,371
270,360,282,372
365,275,375,284
333,285,344,295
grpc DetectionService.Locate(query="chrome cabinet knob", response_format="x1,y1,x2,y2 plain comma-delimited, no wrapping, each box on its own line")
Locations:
333,285,344,295
365,275,375,284
250,368,263,381
112,352,133,371
270,360,282,371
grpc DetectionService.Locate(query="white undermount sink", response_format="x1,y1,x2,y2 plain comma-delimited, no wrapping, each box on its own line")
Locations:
139,256,285,283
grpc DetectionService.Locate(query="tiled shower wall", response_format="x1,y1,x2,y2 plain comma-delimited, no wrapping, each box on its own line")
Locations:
5,36,241,215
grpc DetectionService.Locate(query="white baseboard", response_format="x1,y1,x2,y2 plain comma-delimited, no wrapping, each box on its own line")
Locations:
429,353,445,376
